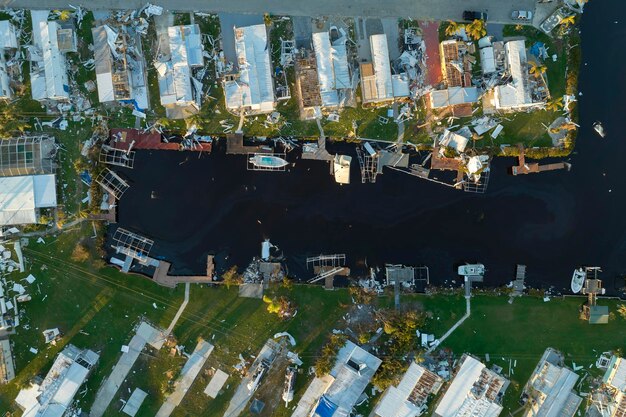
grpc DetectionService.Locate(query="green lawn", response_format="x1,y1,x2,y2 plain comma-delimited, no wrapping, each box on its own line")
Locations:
442,295,626,414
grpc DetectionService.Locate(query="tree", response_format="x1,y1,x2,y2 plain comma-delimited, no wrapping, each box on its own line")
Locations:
515,24,523,31
617,304,626,320
57,10,72,20
263,13,272,26
465,19,486,40
560,15,576,27
314,334,346,377
529,62,547,78
222,266,242,288
71,244,90,262
0,102,29,137
444,20,462,37
546,98,563,112
262,295,295,319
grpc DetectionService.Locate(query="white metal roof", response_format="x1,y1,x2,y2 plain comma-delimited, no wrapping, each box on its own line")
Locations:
322,341,382,416
434,356,505,417
526,360,581,417
0,57,11,99
374,363,431,417
605,357,626,391
0,21,18,49
332,40,351,89
0,176,36,226
158,25,203,107
480,47,496,74
430,87,479,108
0,175,56,226
370,34,393,101
33,174,57,208
312,32,339,107
15,345,99,417
225,24,275,112
495,40,534,109
31,12,69,101
391,74,410,98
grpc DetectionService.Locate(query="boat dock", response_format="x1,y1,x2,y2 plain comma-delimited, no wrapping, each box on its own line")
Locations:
430,146,465,188
302,120,333,162
511,144,571,175
512,264,526,297
111,129,212,152
226,132,271,155
152,255,216,288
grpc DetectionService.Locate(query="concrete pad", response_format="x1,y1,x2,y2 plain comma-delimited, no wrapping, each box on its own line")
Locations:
204,369,229,398
90,322,161,417
122,388,148,417
156,340,214,417
238,283,264,299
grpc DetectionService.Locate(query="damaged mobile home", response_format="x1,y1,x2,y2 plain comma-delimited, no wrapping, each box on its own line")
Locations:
156,24,204,118
224,24,276,115
29,10,75,102
361,34,409,105
92,24,149,110
0,21,19,100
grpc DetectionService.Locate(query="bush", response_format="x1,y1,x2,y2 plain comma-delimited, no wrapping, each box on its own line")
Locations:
71,243,90,262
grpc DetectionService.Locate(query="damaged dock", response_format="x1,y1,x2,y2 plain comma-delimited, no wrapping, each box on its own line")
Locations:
511,144,571,176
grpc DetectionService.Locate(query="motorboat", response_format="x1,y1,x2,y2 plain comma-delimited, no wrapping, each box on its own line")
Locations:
457,264,485,277
248,154,289,168
571,268,586,293
593,121,606,138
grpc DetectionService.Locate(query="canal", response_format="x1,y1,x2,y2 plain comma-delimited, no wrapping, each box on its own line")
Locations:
113,0,626,294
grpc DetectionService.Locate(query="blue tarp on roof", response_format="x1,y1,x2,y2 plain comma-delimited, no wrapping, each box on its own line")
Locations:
314,395,338,417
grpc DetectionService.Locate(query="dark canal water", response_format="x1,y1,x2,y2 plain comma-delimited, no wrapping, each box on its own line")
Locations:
113,0,626,294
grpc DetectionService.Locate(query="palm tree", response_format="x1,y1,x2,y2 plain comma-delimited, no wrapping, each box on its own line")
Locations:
54,9,72,20
515,24,523,31
466,19,487,40
545,97,563,112
445,20,462,37
263,13,272,26
529,62,547,78
560,15,576,27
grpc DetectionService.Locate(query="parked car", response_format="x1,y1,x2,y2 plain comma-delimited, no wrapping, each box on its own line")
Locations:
463,11,488,21
512,10,533,21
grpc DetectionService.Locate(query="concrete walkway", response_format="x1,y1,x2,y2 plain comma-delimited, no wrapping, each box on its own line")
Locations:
426,278,473,354
90,322,164,417
165,282,190,335
156,340,214,417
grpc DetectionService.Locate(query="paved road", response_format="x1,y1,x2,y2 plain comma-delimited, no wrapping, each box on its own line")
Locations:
2,0,537,23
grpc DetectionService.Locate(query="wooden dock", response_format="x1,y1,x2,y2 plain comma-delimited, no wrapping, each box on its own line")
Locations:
511,144,571,176
430,146,465,188
225,132,270,155
152,256,215,288
111,129,212,152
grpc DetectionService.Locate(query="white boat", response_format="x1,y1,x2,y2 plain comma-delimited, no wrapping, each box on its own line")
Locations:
457,264,485,277
593,122,606,138
571,268,586,293
249,154,289,168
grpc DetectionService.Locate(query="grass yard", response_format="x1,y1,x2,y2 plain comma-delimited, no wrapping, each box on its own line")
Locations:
494,110,557,148
442,295,626,414
0,224,353,416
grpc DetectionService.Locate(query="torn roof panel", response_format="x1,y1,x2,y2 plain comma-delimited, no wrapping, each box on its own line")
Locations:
227,24,274,112
0,21,18,49
369,34,393,101
31,12,69,101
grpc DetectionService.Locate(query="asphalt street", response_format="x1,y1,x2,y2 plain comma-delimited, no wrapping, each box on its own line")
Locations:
2,0,538,23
